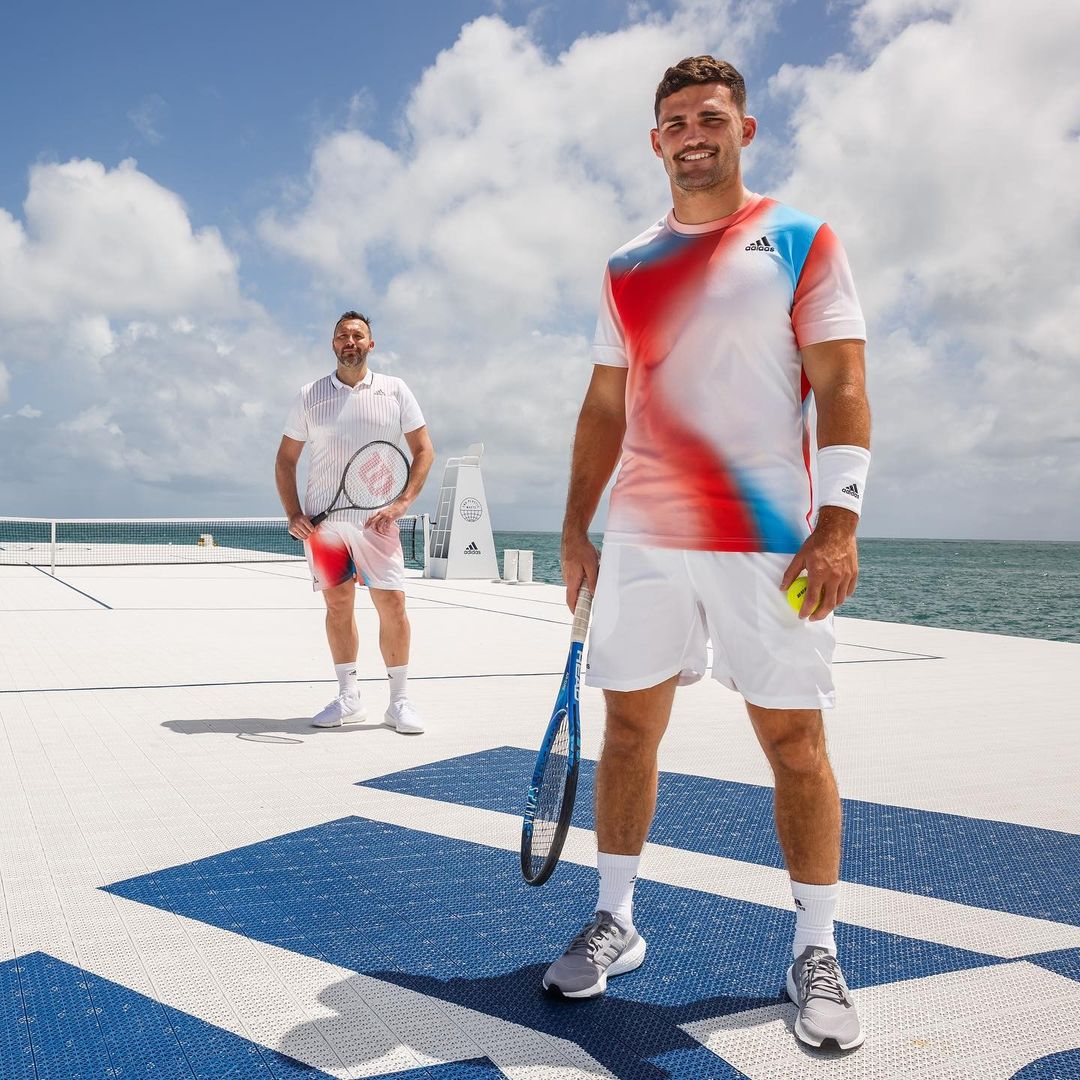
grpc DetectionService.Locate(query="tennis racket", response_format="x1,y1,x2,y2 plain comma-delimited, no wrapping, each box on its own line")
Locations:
308,440,410,527
521,586,592,886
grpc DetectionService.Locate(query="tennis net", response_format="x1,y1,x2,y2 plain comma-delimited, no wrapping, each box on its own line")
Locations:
0,516,429,570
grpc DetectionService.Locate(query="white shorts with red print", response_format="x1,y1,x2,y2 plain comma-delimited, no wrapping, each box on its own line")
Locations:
585,544,836,711
304,520,406,592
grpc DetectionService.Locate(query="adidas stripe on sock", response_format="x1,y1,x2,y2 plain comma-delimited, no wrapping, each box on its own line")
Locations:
335,661,358,697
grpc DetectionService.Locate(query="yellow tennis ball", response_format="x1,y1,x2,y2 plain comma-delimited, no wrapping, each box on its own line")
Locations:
787,576,819,615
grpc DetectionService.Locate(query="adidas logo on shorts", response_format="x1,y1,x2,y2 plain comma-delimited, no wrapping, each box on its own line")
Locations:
744,235,776,252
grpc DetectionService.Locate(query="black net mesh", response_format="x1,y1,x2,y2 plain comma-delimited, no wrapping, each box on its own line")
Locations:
0,517,426,569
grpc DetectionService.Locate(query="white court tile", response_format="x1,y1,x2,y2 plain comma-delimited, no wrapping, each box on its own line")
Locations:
682,962,1080,1080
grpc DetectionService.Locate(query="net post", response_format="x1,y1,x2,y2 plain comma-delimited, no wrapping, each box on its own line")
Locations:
421,514,431,576
50,520,57,575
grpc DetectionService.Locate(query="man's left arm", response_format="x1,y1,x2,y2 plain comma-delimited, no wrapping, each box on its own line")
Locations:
367,425,435,534
782,338,871,620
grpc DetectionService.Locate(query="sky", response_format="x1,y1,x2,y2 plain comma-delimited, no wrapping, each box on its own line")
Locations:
1,0,1077,540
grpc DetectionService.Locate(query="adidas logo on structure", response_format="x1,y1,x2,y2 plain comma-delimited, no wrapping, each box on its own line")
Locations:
464,542,481,555
744,235,776,252
842,483,861,499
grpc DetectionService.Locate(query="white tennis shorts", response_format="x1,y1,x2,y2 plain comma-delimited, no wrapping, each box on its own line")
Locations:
585,544,836,710
304,520,405,592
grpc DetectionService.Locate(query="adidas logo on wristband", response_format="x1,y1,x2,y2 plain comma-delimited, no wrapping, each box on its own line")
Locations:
842,483,860,499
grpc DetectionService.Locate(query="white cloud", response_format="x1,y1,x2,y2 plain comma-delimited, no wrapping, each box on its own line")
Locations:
772,0,1080,538
0,157,315,516
0,158,246,323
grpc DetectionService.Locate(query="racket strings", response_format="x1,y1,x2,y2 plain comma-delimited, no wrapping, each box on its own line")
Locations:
343,445,409,508
529,715,570,872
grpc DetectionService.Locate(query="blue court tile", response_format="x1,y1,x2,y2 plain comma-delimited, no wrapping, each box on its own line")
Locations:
0,955,35,1080
0,951,345,1080
1022,947,1080,984
1012,1049,1080,1079
104,814,1007,1080
646,1047,751,1079
359,746,1080,925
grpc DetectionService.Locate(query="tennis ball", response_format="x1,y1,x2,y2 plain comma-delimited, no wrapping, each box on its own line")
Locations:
786,576,819,615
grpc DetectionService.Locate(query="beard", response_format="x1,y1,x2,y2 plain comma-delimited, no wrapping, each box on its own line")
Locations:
337,347,369,367
668,147,735,192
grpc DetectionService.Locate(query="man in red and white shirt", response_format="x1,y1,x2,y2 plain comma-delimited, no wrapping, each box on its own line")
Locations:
275,311,434,734
546,58,871,1052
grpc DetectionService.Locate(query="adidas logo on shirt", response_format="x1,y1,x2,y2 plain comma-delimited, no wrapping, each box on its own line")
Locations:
374,388,388,395
842,483,861,499
464,542,481,555
744,235,776,252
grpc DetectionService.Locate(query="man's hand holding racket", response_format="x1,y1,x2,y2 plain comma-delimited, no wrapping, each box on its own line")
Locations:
561,529,600,612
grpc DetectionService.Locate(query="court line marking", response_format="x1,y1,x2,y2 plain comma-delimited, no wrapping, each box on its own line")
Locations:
26,564,112,609
0,672,565,695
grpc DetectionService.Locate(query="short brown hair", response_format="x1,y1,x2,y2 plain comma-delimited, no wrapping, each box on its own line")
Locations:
334,310,371,333
654,56,746,121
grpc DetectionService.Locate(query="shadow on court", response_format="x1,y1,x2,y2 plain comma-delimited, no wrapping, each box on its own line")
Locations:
162,717,393,739
276,966,785,1078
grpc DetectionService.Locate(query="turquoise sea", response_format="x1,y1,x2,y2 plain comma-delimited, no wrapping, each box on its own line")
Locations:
493,532,1080,645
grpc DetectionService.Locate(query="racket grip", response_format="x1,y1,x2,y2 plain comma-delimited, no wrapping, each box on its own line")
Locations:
308,511,328,528
571,587,592,644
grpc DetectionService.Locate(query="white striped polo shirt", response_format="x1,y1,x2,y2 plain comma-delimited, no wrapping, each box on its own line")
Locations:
283,369,426,526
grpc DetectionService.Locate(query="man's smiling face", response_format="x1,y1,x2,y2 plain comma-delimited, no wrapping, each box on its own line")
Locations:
651,83,755,194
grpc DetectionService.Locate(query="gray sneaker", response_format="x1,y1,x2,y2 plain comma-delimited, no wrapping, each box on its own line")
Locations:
786,946,865,1050
542,911,647,998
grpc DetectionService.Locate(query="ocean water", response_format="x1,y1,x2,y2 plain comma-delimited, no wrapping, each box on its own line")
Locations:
493,532,1080,645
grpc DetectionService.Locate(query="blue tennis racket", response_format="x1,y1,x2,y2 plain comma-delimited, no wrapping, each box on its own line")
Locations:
521,587,592,886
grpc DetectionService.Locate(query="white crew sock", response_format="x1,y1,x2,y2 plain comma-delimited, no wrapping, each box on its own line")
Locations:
387,665,408,706
597,852,640,932
791,880,839,957
335,661,358,698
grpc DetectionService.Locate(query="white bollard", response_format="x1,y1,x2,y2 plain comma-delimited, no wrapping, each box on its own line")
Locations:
517,550,534,583
502,549,519,582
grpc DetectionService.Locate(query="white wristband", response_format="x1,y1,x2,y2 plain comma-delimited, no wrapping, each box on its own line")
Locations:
817,444,870,516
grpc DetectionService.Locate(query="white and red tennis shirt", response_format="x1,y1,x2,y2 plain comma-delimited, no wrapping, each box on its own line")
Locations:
283,369,425,525
593,193,865,553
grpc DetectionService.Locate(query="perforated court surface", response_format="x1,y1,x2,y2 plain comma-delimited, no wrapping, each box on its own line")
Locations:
0,562,1077,1079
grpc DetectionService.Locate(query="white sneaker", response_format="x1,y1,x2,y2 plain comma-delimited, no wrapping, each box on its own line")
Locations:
384,699,424,734
311,692,367,728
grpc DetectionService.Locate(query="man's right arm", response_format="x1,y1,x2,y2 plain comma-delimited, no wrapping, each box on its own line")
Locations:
275,436,313,540
561,364,627,609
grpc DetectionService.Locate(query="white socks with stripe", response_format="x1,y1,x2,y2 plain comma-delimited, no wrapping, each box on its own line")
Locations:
387,665,408,705
597,852,640,932
791,880,839,957
335,661,359,699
